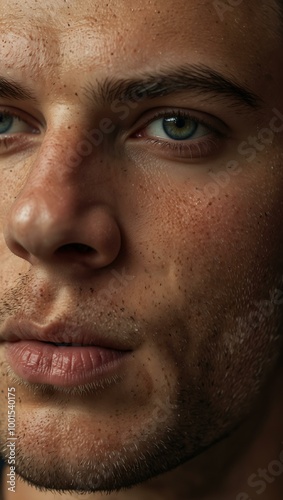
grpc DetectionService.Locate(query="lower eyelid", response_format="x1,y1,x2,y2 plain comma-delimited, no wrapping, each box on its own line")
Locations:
0,132,42,156
134,124,218,147
135,134,223,160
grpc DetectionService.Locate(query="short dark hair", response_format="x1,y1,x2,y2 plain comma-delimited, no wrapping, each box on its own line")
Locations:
277,0,283,17
274,0,283,32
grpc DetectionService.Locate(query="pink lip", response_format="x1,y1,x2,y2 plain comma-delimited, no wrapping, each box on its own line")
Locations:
5,340,131,387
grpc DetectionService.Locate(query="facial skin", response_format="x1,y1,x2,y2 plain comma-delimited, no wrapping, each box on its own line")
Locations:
0,0,283,499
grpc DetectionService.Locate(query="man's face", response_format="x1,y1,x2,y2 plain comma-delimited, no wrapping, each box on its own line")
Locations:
0,0,283,495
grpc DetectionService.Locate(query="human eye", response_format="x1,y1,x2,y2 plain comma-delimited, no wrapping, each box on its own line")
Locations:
0,108,40,153
131,108,227,160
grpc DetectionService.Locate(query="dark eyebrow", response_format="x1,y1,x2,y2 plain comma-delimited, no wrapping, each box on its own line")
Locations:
0,76,36,101
88,64,262,110
0,65,262,112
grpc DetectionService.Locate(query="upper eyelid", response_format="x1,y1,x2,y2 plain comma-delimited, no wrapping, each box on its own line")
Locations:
0,106,43,131
139,106,224,125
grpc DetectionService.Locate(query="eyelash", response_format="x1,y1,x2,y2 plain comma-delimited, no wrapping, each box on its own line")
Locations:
132,109,224,159
0,109,39,150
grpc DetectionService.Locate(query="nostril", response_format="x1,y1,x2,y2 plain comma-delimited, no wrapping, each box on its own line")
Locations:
57,243,94,254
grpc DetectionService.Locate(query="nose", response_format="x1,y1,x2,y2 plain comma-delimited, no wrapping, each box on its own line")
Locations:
3,144,121,273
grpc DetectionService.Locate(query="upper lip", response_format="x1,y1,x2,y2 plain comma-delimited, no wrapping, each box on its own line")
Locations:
0,319,133,351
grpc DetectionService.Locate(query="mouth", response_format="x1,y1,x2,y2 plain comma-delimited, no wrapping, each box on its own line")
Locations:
1,318,136,388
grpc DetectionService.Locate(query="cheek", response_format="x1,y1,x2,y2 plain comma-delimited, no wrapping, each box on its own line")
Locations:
149,162,283,287
122,159,283,344
160,169,283,416
135,167,283,347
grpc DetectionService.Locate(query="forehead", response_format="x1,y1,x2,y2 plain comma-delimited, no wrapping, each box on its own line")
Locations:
0,0,281,97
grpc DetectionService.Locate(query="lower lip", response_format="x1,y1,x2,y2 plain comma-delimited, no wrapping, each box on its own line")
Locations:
5,340,131,387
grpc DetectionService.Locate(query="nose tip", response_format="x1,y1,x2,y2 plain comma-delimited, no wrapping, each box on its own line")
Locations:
5,197,52,259
4,192,122,270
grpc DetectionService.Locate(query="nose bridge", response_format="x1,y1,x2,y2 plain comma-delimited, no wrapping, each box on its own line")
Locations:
23,115,111,195
28,123,85,185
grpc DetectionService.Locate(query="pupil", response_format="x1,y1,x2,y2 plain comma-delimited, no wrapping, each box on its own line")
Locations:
163,116,197,141
175,117,186,129
0,113,13,134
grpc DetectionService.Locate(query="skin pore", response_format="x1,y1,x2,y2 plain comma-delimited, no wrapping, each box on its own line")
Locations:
0,0,283,499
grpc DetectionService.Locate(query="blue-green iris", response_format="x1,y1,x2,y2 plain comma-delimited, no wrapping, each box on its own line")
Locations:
163,117,197,141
